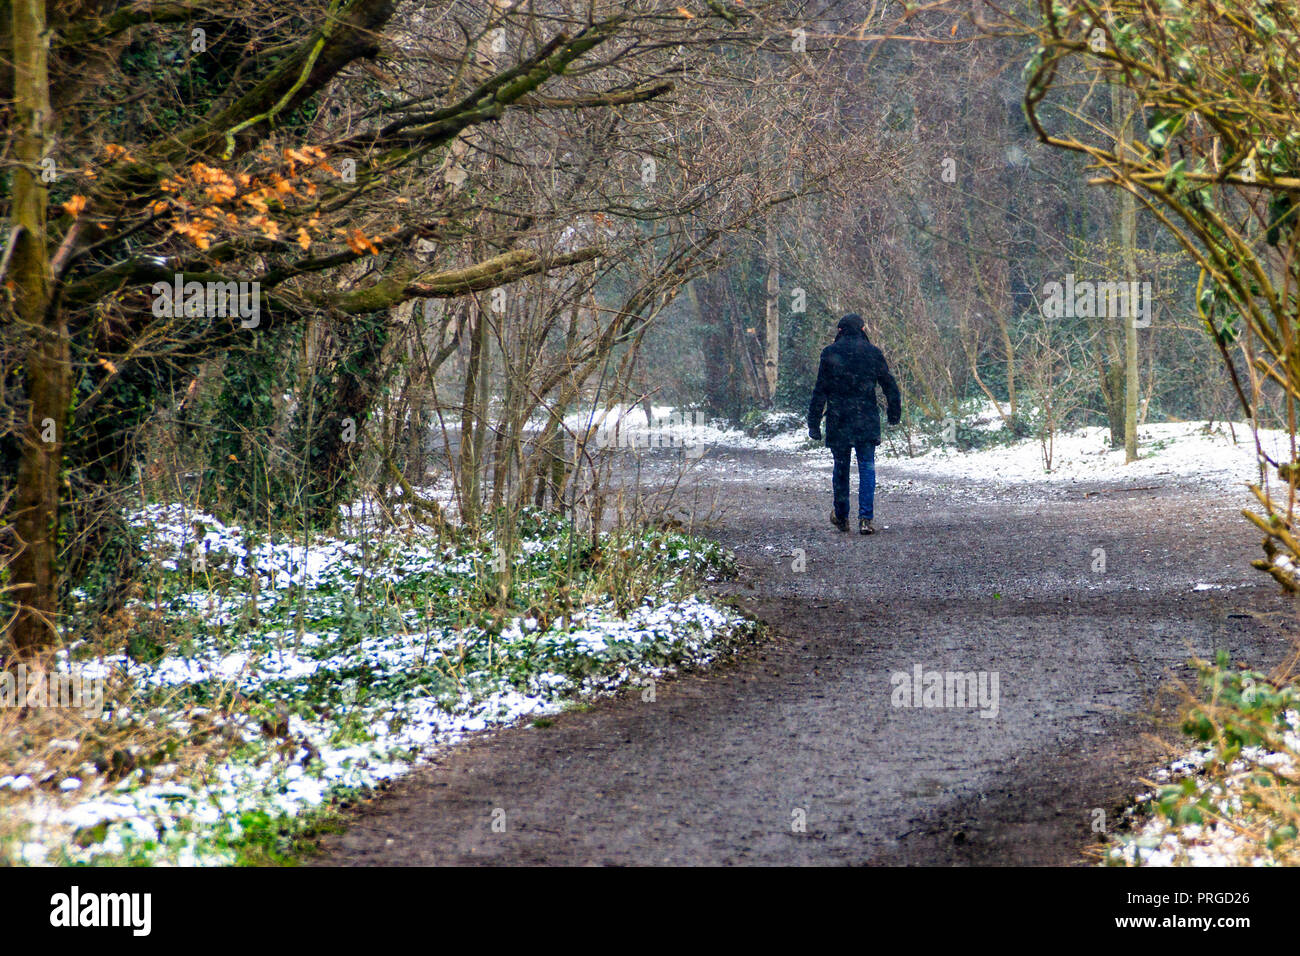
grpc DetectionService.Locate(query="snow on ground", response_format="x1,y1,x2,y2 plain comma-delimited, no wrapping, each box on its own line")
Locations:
563,404,810,454
1105,707,1300,866
2,506,754,865
910,421,1290,488
619,402,1292,491
13,406,1299,865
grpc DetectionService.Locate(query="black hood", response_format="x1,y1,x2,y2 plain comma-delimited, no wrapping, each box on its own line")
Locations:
834,313,869,342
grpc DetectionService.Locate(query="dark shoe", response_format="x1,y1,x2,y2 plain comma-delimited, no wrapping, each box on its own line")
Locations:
859,518,875,535
831,511,848,532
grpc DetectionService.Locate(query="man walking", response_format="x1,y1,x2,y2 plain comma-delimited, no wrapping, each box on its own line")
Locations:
807,313,902,534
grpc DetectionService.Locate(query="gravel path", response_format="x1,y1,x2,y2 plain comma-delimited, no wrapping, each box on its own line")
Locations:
311,445,1291,865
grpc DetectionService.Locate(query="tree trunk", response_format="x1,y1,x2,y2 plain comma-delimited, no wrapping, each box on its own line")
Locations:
8,0,67,653
297,315,389,527
1103,361,1125,444
458,298,487,525
722,275,764,410
1114,82,1140,463
762,216,780,406
693,277,734,419
998,314,1017,421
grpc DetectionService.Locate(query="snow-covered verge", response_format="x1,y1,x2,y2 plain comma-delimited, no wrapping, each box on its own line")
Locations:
563,404,812,454
596,400,1293,491
0,507,757,865
1103,657,1300,866
899,416,1291,489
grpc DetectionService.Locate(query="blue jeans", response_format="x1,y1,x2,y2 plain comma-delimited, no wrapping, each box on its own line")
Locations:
831,442,876,520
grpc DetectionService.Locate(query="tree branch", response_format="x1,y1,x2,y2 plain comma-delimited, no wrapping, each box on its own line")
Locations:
315,246,602,313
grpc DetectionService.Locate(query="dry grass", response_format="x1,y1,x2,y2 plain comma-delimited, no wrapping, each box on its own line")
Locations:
0,612,250,863
1104,628,1300,866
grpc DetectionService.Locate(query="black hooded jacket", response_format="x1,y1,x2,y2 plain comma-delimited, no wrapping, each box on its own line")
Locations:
807,327,902,448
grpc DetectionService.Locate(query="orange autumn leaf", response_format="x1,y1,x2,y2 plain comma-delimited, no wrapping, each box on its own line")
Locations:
248,214,280,239
62,195,87,217
297,227,312,251
345,228,379,255
204,182,237,203
677,6,694,17
102,143,136,162
172,218,215,250
191,162,232,185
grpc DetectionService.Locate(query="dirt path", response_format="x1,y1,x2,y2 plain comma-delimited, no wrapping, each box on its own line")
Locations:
311,446,1291,865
